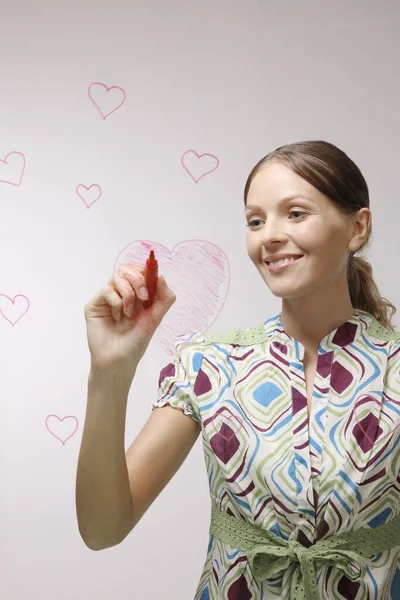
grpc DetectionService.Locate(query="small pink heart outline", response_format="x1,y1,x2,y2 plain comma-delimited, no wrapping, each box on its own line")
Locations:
45,415,79,445
344,395,400,457
76,184,102,208
181,149,220,183
0,294,30,327
354,416,400,448
88,82,127,120
0,151,26,186
211,413,244,442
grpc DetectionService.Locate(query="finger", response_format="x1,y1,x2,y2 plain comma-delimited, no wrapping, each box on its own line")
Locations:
118,265,149,302
119,261,146,274
114,272,137,316
102,284,124,321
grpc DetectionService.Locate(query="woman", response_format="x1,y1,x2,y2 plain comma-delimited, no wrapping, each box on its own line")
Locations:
76,140,400,599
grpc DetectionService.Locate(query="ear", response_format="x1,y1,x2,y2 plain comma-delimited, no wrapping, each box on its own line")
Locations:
348,208,371,252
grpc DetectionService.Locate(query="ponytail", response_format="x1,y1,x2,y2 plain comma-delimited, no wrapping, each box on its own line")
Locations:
348,255,397,331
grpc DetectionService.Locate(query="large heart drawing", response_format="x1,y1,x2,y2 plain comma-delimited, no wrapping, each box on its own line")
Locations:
115,240,230,355
0,294,30,326
0,151,26,186
76,184,102,208
181,149,220,183
88,82,126,120
45,415,79,445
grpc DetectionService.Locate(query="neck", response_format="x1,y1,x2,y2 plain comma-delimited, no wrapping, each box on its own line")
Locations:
280,292,355,353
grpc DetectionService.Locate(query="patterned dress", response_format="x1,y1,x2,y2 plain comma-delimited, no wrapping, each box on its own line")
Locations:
152,309,400,599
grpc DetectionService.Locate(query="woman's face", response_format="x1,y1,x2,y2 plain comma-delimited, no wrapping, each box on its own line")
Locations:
245,160,366,301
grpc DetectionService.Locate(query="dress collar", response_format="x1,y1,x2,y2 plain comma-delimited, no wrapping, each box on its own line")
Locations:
265,309,374,361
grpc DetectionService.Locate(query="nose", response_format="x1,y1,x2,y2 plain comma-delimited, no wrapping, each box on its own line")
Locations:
259,219,290,246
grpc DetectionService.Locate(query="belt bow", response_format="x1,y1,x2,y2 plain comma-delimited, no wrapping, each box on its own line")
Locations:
248,538,367,599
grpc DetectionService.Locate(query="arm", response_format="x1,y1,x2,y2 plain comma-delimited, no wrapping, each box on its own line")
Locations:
75,368,201,551
125,402,201,533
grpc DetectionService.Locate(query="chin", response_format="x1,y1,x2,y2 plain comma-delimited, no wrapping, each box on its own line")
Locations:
265,279,314,299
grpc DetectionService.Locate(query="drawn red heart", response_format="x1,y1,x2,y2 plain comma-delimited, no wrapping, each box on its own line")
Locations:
211,413,244,442
0,294,30,326
0,151,26,186
354,416,400,447
181,149,220,183
45,415,79,445
88,82,126,120
115,239,230,355
76,184,102,208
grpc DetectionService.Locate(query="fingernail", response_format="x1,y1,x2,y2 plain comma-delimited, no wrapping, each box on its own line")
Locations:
126,304,133,317
139,287,148,300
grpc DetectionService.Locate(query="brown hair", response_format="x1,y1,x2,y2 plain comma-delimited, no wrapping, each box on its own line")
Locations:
244,140,397,331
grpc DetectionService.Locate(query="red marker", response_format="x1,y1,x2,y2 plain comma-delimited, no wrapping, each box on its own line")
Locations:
142,250,158,309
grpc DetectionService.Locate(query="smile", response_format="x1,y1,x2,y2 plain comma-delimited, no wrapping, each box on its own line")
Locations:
266,256,303,272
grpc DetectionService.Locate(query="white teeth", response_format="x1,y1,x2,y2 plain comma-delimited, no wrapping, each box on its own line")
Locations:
268,257,299,266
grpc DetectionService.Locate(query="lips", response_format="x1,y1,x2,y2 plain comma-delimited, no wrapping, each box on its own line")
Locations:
265,255,304,273
265,255,303,265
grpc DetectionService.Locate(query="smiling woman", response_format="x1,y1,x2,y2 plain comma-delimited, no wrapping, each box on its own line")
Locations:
243,140,397,335
78,138,400,600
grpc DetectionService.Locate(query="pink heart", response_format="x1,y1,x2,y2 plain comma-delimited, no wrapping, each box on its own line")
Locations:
353,415,400,447
181,149,220,183
115,240,230,355
0,151,26,186
88,82,126,120
0,294,30,326
76,184,102,208
211,413,244,442
45,415,79,445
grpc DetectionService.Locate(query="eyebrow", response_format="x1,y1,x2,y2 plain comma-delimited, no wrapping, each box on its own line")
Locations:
244,194,316,212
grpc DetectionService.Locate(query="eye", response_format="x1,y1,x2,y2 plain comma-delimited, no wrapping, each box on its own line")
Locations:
245,210,307,229
289,210,307,220
246,219,263,228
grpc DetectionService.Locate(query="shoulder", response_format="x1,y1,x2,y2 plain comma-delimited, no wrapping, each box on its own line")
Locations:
170,331,207,370
363,313,400,358
202,313,280,348
171,319,274,373
364,314,400,344
174,314,279,354
203,323,270,347
174,323,272,351
361,313,400,377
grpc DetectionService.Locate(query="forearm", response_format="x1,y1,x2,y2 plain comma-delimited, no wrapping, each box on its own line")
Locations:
76,368,135,550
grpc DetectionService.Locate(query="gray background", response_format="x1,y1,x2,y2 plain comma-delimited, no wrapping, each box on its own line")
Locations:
1,1,399,599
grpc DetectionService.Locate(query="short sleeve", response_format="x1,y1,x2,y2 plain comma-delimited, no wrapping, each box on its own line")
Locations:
151,332,205,425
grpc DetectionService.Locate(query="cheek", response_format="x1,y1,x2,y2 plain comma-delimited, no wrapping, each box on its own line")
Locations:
321,228,348,255
300,222,328,245
302,222,344,250
246,237,258,259
307,229,349,274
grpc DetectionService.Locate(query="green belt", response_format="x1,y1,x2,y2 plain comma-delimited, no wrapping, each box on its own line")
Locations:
210,503,400,599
